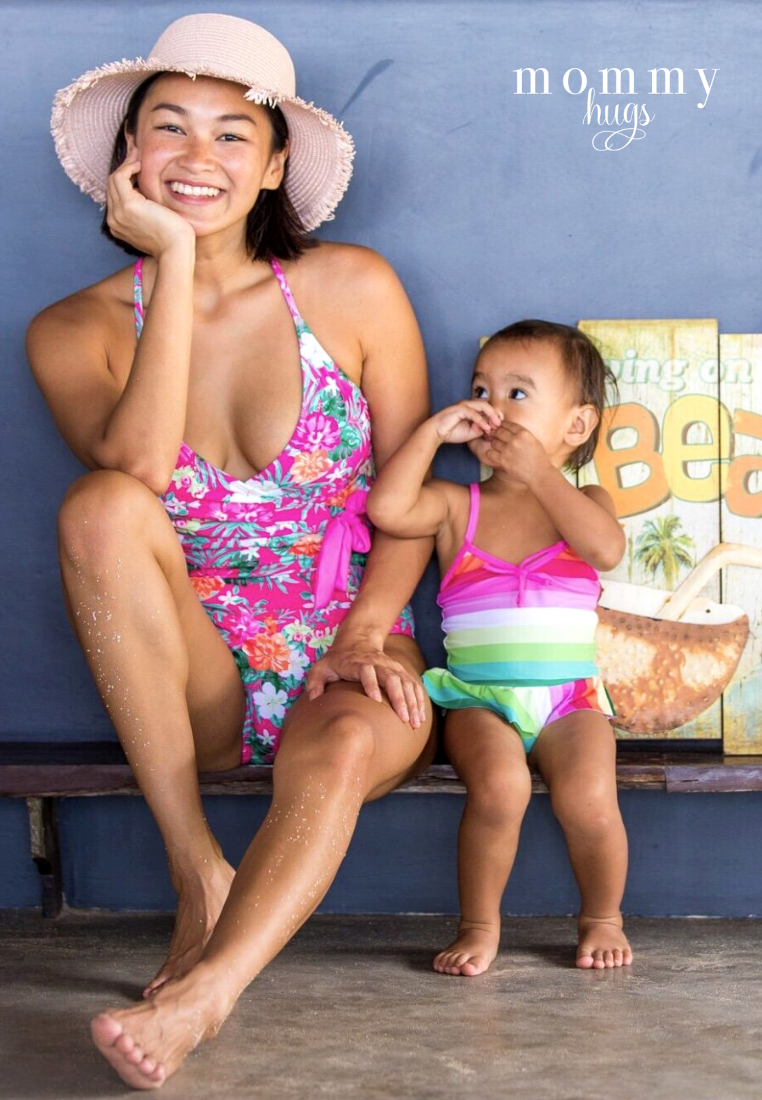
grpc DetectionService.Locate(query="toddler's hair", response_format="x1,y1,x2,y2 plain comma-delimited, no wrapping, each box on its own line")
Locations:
480,319,617,471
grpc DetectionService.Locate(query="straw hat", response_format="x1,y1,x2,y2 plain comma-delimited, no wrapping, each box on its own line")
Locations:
51,12,354,232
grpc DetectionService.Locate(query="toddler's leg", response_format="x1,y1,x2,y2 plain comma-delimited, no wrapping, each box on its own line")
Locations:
434,709,532,976
530,712,632,969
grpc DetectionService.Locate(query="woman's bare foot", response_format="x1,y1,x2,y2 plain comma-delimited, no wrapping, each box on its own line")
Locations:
92,965,231,1089
576,913,633,969
143,856,235,997
433,921,500,976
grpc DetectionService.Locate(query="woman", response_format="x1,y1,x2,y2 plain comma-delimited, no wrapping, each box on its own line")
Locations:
28,14,435,1088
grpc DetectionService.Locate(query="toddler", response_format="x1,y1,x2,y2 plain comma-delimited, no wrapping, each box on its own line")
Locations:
367,320,632,974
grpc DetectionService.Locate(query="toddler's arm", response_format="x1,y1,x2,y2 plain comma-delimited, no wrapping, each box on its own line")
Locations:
367,399,502,538
483,424,625,571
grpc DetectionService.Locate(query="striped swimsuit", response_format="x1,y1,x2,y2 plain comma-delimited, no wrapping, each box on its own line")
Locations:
423,483,614,753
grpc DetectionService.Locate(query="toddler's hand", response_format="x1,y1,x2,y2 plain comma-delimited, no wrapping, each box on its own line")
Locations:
430,400,503,446
482,421,552,484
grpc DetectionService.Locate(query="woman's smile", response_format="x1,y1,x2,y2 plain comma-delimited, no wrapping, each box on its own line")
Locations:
165,179,226,204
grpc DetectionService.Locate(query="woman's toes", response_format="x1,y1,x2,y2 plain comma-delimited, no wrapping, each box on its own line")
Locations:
91,1013,123,1048
142,1057,165,1083
115,1031,135,1055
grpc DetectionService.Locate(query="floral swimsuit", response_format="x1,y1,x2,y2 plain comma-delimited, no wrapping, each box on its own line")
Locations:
133,258,414,764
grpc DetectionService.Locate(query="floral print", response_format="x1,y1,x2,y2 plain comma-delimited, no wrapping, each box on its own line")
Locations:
133,257,414,764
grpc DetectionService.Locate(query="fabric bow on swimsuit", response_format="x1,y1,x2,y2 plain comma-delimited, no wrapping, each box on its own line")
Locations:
313,489,372,609
481,546,571,608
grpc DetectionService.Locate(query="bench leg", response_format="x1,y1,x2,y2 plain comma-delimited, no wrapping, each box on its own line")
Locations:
26,797,63,918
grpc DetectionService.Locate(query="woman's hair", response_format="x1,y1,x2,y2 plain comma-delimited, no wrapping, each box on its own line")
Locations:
480,319,618,471
101,72,315,262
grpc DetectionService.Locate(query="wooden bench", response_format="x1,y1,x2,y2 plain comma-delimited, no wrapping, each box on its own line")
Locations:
3,742,762,918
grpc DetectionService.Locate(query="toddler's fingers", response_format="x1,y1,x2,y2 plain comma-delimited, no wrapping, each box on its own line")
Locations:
462,399,500,424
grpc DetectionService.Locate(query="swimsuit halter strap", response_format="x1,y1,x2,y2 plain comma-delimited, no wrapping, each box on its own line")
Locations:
269,257,302,324
464,482,481,544
132,257,301,336
133,258,145,337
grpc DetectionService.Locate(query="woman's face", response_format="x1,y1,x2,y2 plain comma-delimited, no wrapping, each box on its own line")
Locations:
127,73,287,238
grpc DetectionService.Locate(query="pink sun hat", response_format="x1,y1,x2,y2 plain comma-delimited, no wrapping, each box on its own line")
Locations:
50,12,354,232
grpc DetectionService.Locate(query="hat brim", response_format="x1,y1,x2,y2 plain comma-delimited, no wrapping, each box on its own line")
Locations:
51,60,354,232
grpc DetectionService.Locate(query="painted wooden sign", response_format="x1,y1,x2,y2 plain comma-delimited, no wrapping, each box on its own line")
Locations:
577,320,762,753
715,333,762,753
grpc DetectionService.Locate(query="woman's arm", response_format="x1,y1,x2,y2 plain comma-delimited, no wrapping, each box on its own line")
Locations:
27,154,196,495
304,250,436,723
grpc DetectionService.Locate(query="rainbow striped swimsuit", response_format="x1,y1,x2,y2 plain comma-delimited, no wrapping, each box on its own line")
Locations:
422,483,614,753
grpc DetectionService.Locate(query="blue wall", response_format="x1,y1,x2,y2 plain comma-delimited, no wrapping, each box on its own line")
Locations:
2,0,761,913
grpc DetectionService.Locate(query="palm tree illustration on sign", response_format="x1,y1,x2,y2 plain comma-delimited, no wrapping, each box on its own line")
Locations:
633,515,695,589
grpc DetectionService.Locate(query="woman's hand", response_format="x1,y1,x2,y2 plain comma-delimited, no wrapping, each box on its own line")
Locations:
430,399,503,446
305,637,427,728
106,151,195,259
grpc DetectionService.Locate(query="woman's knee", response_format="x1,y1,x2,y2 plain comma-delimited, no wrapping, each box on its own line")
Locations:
275,706,378,792
58,470,165,567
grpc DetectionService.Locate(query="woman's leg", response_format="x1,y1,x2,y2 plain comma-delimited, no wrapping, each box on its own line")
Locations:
433,709,532,977
58,470,246,992
90,635,437,1089
529,712,633,970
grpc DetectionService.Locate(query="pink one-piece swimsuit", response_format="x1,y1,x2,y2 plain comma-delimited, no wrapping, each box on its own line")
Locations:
133,257,414,764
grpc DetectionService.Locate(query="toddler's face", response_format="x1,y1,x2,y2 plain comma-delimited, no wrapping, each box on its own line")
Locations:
467,339,582,464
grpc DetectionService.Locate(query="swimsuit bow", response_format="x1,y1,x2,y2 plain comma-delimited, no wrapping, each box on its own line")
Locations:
313,490,372,609
475,543,595,608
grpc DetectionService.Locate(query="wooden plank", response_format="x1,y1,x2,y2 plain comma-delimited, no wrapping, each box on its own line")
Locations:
717,334,762,754
10,755,761,797
0,764,272,798
578,319,724,740
666,758,762,792
0,758,671,796
0,764,139,798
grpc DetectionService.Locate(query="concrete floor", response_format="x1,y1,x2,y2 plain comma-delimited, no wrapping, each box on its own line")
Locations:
1,913,761,1100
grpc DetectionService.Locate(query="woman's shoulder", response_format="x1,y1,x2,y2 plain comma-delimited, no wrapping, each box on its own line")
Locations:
284,241,404,307
27,264,134,343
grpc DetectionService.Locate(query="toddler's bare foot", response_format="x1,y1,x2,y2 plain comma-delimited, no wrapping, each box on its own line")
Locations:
143,856,235,998
576,913,633,969
91,966,231,1090
433,920,500,976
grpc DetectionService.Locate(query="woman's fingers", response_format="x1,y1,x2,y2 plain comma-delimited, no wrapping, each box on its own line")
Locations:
105,153,195,257
358,663,384,705
373,662,425,728
305,647,426,727
305,661,338,699
106,157,146,241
